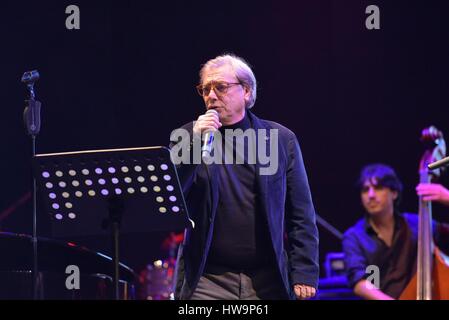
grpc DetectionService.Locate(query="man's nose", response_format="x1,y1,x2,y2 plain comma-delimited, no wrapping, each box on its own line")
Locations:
368,187,376,198
206,87,218,99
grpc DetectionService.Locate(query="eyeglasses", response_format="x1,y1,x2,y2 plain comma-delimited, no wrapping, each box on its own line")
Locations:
196,81,242,97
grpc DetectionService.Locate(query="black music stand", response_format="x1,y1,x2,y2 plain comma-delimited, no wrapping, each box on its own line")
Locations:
32,146,193,300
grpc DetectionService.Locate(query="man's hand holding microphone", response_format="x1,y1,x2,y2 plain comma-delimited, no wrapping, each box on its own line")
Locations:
193,109,222,159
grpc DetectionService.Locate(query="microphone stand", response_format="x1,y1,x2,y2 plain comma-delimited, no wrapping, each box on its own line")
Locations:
315,214,343,240
22,70,42,299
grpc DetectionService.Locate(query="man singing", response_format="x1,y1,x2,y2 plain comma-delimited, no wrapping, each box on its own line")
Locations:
170,54,319,300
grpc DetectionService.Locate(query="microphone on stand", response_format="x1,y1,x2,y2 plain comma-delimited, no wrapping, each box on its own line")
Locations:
201,109,219,160
21,69,42,300
22,70,41,136
428,156,449,171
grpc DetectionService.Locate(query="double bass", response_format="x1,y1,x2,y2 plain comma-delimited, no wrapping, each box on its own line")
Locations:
400,126,449,300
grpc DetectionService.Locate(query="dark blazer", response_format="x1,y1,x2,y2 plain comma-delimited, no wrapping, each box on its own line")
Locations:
170,110,319,300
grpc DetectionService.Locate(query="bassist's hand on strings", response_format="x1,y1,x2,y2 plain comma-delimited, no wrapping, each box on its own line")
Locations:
416,183,449,207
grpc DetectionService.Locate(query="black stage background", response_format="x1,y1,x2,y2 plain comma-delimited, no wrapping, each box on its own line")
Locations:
1,0,449,281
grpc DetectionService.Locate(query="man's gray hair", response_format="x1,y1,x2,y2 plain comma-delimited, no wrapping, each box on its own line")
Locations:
199,54,257,109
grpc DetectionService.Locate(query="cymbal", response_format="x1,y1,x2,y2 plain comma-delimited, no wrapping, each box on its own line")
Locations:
0,232,135,282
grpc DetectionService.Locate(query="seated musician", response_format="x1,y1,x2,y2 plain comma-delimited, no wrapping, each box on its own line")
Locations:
342,163,449,300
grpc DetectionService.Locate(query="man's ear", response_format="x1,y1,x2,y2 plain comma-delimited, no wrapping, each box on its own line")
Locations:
243,86,251,102
392,190,398,200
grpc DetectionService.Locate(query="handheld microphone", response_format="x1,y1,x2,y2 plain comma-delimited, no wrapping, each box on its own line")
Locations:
201,109,219,159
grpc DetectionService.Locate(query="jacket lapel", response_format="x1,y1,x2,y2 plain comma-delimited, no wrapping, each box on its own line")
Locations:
247,111,270,214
